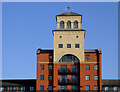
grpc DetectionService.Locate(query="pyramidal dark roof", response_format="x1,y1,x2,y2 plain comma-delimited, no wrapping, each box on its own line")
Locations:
56,11,82,16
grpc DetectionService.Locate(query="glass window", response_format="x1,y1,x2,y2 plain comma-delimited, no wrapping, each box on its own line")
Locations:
105,87,108,91
94,86,98,91
59,54,79,63
71,65,78,73
75,44,79,48
21,87,25,91
9,87,12,91
86,75,90,80
30,87,34,91
60,21,64,28
48,65,52,70
94,75,98,80
86,86,90,90
114,87,118,91
48,75,52,80
86,65,90,70
60,75,67,83
60,65,67,72
71,75,78,83
67,44,71,48
13,87,16,91
85,55,90,59
59,44,63,48
49,55,52,59
40,86,44,91
48,86,52,90
71,86,78,91
60,86,67,91
94,65,98,70
40,75,44,80
67,21,71,28
74,20,78,28
40,65,44,70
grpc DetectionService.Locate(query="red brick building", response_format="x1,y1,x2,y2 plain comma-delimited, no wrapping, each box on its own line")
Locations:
36,10,102,91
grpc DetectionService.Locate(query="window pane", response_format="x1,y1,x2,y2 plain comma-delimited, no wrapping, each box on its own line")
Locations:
21,87,25,91
86,75,90,80
48,75,52,80
48,65,52,70
86,86,90,90
105,87,108,91
94,86,98,90
60,65,67,72
48,86,52,90
71,75,78,83
30,87,34,91
60,21,64,28
94,65,98,70
67,21,71,28
94,75,98,80
60,76,67,83
74,21,78,28
75,44,79,48
67,44,71,48
71,65,78,72
40,65,44,70
86,65,90,70
40,86,44,91
71,86,78,91
60,86,67,91
40,75,44,80
85,55,90,59
59,44,63,48
114,87,118,91
49,55,52,59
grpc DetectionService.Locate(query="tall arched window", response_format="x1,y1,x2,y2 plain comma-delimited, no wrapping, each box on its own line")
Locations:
74,20,78,28
67,21,71,28
60,21,64,29
59,54,80,63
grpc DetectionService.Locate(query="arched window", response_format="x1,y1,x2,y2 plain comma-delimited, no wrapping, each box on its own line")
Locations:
74,20,78,28
59,54,79,63
67,21,71,28
60,21,64,29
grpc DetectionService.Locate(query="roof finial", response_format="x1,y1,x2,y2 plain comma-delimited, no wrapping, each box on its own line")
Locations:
68,5,71,11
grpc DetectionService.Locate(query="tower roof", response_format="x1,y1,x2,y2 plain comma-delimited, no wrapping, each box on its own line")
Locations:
56,11,82,16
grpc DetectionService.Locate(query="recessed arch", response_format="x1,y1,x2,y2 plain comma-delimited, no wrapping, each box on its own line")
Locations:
74,20,78,28
59,54,80,63
60,21,64,29
67,20,71,28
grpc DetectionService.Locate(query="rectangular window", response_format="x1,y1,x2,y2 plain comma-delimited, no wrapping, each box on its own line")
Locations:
86,86,90,91
30,87,34,91
48,86,52,90
67,44,71,48
60,65,67,72
49,55,52,59
113,87,118,91
75,44,79,48
86,65,90,70
48,65,52,70
59,44,63,48
94,86,98,91
21,87,25,91
94,65,98,70
40,65,44,70
40,86,44,91
40,75,44,80
60,86,67,91
94,75,98,80
85,55,90,59
71,86,78,91
71,65,78,73
105,87,108,91
71,75,78,83
86,75,90,80
60,75,67,83
48,75,52,80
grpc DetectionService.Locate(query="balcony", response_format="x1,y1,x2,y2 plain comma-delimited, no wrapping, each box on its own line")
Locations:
58,79,79,85
58,69,79,75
